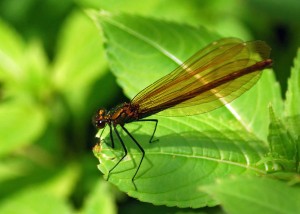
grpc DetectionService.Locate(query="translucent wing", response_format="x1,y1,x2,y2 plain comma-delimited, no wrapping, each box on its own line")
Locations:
131,38,272,117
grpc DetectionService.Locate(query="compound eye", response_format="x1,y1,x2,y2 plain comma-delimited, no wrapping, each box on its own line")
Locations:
95,120,106,129
92,108,107,129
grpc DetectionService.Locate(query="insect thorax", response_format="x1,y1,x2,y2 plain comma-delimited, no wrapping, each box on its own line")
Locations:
109,102,140,125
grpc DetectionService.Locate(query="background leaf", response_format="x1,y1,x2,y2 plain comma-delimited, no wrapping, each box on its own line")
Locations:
79,0,254,40
285,48,300,117
0,19,48,156
52,10,108,117
202,176,300,214
266,107,298,172
0,98,46,156
0,9,117,214
0,188,73,214
81,181,117,214
284,49,300,146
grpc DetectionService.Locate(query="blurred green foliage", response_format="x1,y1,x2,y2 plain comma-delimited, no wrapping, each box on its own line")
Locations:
0,0,299,213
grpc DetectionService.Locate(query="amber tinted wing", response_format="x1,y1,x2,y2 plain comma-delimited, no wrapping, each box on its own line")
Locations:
131,38,271,116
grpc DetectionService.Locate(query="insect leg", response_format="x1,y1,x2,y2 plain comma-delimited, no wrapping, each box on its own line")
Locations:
106,124,128,181
120,125,145,189
109,123,114,148
136,119,158,143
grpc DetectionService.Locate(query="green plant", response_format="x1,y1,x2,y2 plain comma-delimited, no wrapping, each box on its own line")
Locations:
0,0,299,213
0,11,117,213
92,11,300,211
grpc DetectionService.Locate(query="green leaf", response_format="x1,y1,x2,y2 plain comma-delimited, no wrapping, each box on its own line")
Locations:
284,49,300,142
0,97,46,157
202,176,300,214
0,19,50,100
81,0,252,39
285,48,300,117
36,162,81,199
261,107,298,172
90,11,220,99
0,155,81,201
81,181,117,214
282,49,300,171
18,40,50,100
0,20,48,152
94,120,270,208
230,68,283,141
52,10,108,115
91,11,282,207
284,115,300,143
0,188,73,214
0,19,25,82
